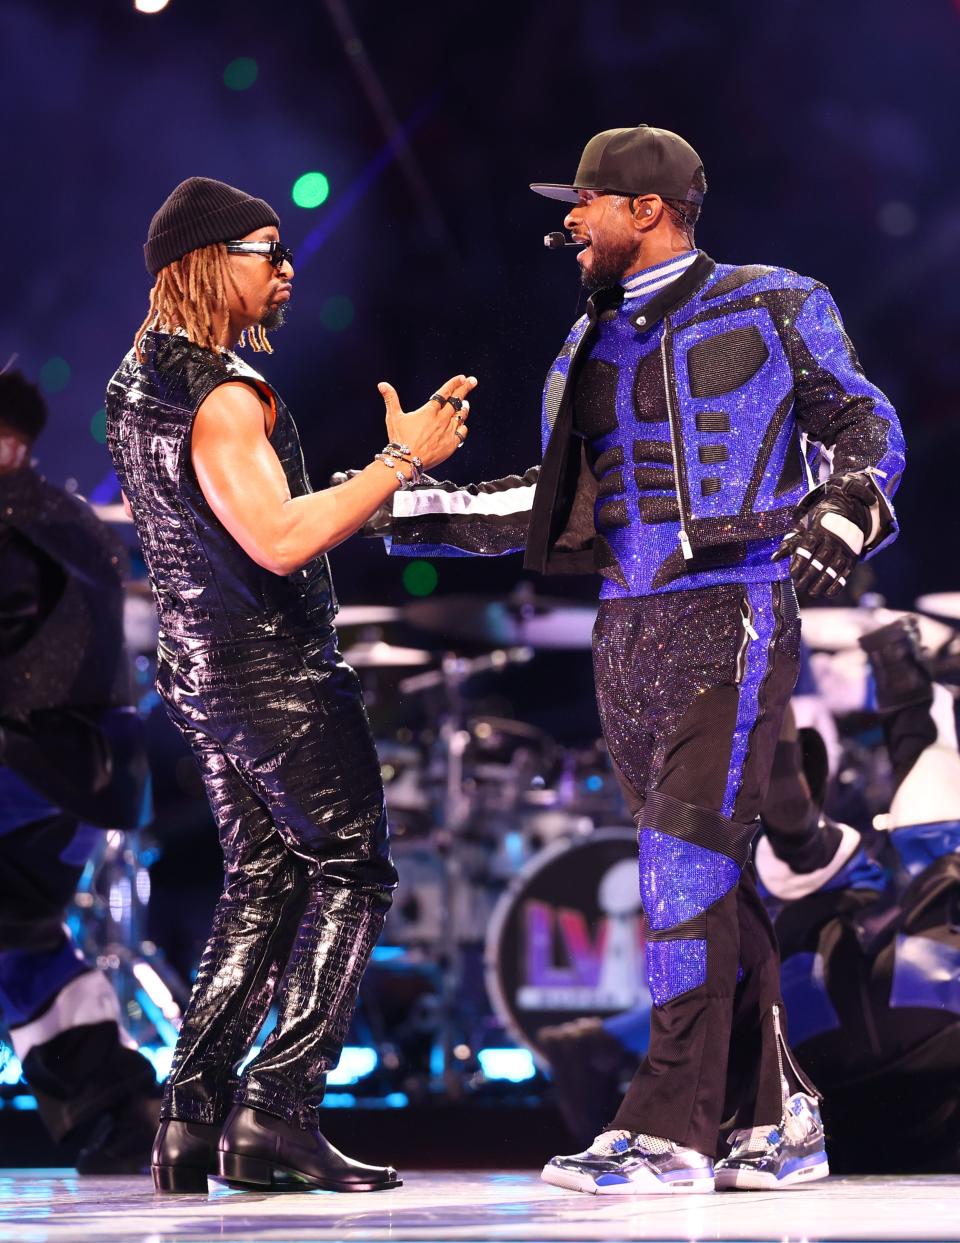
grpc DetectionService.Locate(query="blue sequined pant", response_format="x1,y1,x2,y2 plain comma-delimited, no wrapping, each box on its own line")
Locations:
593,580,807,1156
156,625,397,1128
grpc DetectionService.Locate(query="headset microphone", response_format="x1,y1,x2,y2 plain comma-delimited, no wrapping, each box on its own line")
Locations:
544,231,583,250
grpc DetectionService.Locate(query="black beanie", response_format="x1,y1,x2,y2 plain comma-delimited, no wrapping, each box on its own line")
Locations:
144,176,280,276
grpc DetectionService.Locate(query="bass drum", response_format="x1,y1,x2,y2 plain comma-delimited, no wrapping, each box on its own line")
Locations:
485,828,651,1068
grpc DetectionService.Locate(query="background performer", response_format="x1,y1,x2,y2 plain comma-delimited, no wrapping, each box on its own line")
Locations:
0,369,154,1173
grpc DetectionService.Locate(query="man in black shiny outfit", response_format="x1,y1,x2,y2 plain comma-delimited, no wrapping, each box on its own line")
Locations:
106,177,475,1192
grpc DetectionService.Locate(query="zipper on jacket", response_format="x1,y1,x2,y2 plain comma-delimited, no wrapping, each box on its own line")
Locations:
735,594,757,683
659,321,693,560
741,593,759,640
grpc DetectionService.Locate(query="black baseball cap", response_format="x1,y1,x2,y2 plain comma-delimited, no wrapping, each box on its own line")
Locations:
530,124,705,205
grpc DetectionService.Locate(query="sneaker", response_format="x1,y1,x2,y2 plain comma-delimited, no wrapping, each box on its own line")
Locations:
541,1129,714,1196
715,1092,829,1190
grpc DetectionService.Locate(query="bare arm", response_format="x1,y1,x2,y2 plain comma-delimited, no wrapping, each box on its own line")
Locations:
191,375,475,575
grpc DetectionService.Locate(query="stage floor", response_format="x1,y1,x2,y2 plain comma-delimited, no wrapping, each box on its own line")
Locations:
0,1169,957,1242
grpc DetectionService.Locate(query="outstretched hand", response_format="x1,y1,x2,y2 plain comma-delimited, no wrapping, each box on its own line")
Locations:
377,373,477,471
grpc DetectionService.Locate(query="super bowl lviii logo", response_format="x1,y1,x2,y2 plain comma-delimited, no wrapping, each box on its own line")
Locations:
518,857,651,1012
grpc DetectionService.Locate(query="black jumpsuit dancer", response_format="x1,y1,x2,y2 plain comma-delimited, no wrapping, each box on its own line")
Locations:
106,331,397,1188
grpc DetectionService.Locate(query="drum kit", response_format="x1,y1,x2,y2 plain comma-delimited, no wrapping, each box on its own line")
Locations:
351,589,960,1091
336,589,637,1092
88,499,960,1096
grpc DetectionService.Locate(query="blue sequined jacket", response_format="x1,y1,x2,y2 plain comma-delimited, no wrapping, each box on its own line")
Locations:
384,252,905,596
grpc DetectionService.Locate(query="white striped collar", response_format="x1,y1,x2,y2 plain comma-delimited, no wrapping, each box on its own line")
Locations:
621,251,698,300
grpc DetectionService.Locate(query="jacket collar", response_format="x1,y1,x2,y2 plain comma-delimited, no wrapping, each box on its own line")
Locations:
620,250,700,295
585,283,625,323
627,251,715,332
584,252,716,332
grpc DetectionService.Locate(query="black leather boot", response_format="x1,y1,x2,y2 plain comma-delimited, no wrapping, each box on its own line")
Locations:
217,1104,401,1192
151,1118,222,1193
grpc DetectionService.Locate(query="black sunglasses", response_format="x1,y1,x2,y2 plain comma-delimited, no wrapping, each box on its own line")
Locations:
225,240,294,269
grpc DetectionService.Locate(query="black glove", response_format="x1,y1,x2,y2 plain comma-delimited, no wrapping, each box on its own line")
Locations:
772,473,877,599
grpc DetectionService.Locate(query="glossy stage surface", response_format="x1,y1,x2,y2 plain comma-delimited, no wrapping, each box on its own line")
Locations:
1,1170,958,1242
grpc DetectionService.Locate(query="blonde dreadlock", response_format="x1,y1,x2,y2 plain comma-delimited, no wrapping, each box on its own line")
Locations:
134,242,274,362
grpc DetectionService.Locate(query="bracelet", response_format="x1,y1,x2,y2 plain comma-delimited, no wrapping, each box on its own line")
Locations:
381,444,422,472
376,447,423,487
382,443,422,464
374,453,419,490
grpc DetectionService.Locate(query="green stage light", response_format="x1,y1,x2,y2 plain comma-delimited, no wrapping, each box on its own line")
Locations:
402,561,438,597
90,407,107,444
39,357,70,394
292,172,330,209
224,57,258,91
320,295,354,332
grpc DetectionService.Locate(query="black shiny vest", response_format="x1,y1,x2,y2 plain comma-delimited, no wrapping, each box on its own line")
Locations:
105,331,336,644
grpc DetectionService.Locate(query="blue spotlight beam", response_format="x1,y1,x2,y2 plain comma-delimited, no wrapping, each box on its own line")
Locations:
298,93,441,268
320,0,453,255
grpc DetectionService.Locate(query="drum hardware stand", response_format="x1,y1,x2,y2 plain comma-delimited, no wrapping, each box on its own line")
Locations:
399,647,533,1097
71,829,188,1051
436,711,471,1097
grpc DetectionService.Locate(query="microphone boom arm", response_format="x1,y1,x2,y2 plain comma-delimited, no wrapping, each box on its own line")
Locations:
544,231,583,250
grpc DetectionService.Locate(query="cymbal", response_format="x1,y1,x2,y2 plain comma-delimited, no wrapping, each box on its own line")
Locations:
92,502,133,525
336,605,403,626
916,593,960,623
343,640,432,668
405,594,596,649
801,607,953,653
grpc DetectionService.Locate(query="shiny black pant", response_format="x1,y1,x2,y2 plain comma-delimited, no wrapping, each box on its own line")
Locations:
156,627,397,1127
593,581,811,1156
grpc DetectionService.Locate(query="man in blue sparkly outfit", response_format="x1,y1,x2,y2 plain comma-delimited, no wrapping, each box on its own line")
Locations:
376,125,906,1193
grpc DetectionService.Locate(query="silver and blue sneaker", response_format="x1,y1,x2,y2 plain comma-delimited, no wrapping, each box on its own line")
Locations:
542,1130,714,1196
715,1092,829,1190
